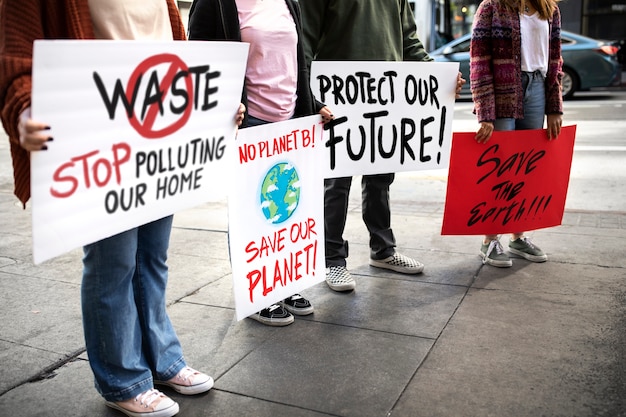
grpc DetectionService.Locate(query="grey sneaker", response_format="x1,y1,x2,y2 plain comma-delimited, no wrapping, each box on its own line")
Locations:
280,294,314,315
369,252,424,274
508,237,547,262
325,266,356,291
248,304,294,326
480,239,512,267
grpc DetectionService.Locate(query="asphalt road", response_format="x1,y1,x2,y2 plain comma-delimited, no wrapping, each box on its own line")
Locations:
443,90,626,213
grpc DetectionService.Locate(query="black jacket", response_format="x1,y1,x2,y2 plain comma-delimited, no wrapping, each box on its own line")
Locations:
188,0,325,127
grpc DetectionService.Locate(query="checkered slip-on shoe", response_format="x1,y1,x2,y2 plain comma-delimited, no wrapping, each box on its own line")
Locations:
325,265,356,291
369,252,424,274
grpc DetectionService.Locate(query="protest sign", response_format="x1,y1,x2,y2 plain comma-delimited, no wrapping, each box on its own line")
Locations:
441,126,576,235
30,40,248,264
310,61,459,178
228,116,326,320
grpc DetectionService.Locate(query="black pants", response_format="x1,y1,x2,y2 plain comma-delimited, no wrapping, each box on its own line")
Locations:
324,173,396,267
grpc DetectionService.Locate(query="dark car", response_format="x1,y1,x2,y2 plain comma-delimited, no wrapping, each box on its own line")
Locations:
429,30,622,99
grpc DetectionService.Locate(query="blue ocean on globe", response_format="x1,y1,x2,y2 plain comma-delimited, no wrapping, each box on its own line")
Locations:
260,162,301,224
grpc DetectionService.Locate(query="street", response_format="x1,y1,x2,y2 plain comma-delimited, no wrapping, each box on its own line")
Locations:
393,89,626,213
0,88,625,417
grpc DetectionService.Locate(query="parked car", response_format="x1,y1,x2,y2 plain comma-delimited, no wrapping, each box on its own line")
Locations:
429,30,622,99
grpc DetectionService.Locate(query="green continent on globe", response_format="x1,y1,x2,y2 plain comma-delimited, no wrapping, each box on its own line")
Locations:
260,162,301,224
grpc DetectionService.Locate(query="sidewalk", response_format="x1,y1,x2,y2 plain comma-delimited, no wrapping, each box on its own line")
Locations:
0,131,625,416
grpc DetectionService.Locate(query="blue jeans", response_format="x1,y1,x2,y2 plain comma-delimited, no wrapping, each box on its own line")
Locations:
490,71,545,237
494,70,546,131
81,216,185,402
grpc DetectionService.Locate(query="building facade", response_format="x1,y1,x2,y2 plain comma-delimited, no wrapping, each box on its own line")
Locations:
411,0,626,51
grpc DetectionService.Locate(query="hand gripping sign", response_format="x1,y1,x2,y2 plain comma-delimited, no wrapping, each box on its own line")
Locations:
228,116,326,320
30,40,248,264
310,61,459,178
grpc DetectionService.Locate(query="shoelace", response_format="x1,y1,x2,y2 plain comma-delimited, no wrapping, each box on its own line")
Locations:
135,389,162,408
175,366,197,383
484,239,505,264
289,294,303,301
267,304,282,313
518,237,536,249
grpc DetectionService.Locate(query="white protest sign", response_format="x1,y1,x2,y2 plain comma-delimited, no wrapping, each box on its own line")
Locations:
310,61,459,178
228,116,326,320
31,40,248,264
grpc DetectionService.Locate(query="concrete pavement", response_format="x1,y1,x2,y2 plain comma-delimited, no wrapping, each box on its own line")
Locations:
0,122,625,417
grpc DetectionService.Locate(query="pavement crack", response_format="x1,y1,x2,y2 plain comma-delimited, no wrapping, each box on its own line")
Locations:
0,348,86,396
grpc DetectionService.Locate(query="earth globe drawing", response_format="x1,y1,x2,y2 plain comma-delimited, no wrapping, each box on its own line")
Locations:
260,162,301,224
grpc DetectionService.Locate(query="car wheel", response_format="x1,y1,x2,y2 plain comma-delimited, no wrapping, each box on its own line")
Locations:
561,67,578,100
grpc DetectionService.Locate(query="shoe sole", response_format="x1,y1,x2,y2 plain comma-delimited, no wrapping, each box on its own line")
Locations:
369,259,424,274
479,252,513,268
280,302,314,316
247,314,294,326
325,279,356,292
508,247,548,262
154,377,214,395
105,400,179,417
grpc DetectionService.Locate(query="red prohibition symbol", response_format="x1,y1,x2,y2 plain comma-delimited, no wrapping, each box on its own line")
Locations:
126,53,193,139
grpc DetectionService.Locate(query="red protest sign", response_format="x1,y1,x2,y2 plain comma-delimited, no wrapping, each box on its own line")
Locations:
441,125,576,235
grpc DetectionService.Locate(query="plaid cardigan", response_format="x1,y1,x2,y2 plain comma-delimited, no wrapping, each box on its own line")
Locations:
469,0,563,123
0,0,186,205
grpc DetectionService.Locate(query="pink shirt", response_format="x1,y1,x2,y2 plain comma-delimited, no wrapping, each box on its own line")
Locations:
236,0,298,122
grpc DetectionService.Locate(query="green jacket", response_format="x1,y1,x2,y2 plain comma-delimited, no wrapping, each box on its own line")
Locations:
299,0,433,63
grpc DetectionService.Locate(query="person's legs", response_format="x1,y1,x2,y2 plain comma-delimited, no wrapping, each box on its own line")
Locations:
133,216,185,381
480,120,515,268
363,173,424,274
362,173,396,260
482,72,548,265
509,71,548,262
82,227,155,402
516,71,546,131
83,216,210,405
324,176,352,267
323,176,357,291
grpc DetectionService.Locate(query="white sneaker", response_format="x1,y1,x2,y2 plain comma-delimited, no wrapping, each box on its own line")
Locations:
154,366,214,395
325,265,356,291
105,388,179,417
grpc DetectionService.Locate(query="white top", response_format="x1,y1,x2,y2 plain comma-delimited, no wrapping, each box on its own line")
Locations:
88,0,173,40
236,0,298,122
520,12,549,77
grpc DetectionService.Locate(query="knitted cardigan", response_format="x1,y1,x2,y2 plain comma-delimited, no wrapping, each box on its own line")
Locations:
0,0,186,206
470,0,563,123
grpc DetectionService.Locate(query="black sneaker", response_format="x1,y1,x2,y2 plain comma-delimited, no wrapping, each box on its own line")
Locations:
248,304,294,327
280,294,314,316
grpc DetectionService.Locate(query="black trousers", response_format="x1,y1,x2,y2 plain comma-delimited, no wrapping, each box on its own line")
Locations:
324,173,396,267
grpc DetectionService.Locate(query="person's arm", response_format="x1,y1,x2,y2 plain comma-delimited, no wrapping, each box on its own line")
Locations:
0,0,43,142
470,1,497,126
545,5,563,140
400,0,433,62
298,0,328,69
166,0,187,40
188,0,234,41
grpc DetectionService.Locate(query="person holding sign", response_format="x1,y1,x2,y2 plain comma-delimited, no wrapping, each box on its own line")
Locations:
470,0,563,267
188,0,333,326
300,0,465,291
0,1,244,416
